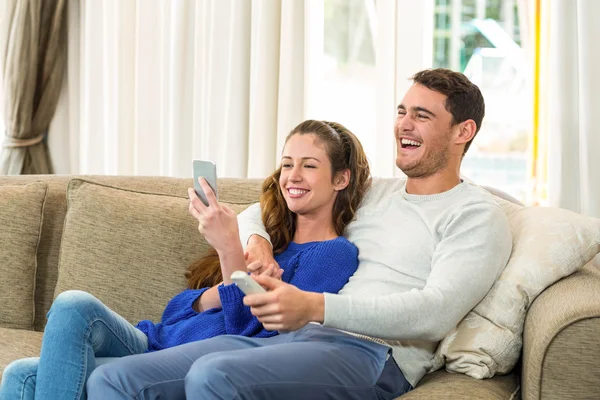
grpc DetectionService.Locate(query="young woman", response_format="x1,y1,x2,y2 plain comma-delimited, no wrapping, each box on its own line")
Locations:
0,120,371,400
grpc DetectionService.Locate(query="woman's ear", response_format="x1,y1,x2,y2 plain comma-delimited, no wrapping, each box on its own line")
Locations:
334,169,351,191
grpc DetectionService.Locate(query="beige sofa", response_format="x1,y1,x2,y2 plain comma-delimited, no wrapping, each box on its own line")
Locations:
0,175,599,400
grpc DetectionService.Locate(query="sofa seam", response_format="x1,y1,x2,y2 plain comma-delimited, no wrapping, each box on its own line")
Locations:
30,182,49,331
67,178,256,205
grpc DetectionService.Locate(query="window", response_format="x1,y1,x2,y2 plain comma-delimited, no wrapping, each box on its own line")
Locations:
433,0,532,202
306,0,538,204
305,0,378,167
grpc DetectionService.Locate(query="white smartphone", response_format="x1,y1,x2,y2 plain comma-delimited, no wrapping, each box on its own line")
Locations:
192,160,218,206
230,271,266,295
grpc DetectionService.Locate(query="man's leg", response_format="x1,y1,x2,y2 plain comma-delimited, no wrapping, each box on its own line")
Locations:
0,358,39,400
87,334,294,400
185,325,411,400
35,290,148,400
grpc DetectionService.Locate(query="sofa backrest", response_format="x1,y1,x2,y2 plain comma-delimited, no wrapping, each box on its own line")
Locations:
0,175,263,331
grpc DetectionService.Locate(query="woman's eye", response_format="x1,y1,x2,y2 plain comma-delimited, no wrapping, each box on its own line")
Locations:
282,163,292,168
304,164,316,169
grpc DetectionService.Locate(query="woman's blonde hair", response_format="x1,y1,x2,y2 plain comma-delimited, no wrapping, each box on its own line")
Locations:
185,120,371,289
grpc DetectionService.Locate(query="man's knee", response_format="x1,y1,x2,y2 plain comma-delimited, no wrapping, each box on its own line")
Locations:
86,363,122,398
185,353,238,397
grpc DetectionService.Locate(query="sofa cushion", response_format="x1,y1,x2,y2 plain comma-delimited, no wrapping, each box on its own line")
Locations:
0,182,47,330
399,370,520,399
433,198,600,379
53,179,253,326
0,327,43,377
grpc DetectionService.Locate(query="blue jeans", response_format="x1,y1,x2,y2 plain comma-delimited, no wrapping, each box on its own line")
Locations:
87,324,412,400
0,291,148,400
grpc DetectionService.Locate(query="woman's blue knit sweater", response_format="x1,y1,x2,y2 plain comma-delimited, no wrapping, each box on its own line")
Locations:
136,236,358,351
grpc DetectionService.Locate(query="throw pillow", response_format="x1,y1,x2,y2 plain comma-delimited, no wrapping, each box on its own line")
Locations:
432,197,600,379
0,182,48,329
54,179,253,325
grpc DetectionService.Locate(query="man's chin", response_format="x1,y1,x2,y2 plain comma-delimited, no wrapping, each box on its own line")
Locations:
396,157,416,174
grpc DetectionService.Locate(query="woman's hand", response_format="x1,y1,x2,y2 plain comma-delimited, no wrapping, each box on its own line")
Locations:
187,178,239,254
246,259,284,280
244,235,281,277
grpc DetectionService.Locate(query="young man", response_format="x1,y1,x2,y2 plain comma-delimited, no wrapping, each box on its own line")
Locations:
87,69,512,400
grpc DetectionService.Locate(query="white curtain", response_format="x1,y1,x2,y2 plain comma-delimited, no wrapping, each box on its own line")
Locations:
545,0,600,217
49,0,306,178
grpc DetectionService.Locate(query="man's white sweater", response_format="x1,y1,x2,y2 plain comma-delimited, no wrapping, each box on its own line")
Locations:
238,178,512,386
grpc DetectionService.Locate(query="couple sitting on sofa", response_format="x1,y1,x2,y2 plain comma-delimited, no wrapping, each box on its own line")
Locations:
0,68,512,400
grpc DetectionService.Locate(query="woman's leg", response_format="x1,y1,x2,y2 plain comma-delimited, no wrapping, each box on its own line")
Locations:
34,290,148,400
0,357,39,400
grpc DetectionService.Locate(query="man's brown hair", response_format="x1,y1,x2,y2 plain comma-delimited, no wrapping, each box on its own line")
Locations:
412,68,485,155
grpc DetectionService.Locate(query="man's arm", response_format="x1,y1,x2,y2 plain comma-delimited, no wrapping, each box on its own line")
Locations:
238,202,281,274
238,203,271,245
322,203,512,341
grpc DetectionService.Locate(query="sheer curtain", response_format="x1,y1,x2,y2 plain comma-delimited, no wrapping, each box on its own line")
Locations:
49,0,307,178
544,0,600,217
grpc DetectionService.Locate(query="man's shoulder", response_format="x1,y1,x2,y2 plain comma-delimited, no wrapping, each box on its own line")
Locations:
361,178,406,205
445,183,510,227
456,181,502,207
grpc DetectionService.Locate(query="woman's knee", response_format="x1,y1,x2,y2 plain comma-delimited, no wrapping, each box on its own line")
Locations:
49,290,100,320
2,358,39,380
0,358,39,393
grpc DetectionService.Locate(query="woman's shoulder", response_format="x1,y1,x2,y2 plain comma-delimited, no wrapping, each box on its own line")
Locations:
315,236,358,256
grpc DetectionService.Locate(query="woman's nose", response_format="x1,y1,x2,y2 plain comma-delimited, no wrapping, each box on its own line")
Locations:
289,166,303,181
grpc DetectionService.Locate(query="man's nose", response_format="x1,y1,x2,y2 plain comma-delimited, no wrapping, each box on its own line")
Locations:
397,115,414,132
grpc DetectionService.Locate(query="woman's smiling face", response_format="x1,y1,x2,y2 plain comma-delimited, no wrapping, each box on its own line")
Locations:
279,133,341,218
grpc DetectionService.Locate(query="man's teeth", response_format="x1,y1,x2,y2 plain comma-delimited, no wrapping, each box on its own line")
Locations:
401,139,422,147
289,189,308,195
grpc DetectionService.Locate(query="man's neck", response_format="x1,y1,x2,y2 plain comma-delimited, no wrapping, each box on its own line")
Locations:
405,168,461,195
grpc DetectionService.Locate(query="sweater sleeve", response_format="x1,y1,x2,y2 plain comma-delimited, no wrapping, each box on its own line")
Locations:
237,203,271,246
218,282,277,337
159,288,209,325
289,239,359,294
323,202,512,341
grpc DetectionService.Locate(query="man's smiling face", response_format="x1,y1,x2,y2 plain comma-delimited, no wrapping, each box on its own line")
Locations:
394,83,457,178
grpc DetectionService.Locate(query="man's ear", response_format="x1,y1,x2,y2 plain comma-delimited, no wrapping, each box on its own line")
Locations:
334,169,351,191
455,120,477,145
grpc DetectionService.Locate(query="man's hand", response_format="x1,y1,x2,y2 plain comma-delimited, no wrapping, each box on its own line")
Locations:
243,275,325,332
245,235,282,277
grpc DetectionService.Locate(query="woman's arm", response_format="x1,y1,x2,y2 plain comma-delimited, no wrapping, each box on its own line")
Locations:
187,181,247,285
160,288,210,324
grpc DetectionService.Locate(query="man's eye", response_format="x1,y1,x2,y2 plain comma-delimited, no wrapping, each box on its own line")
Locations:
417,114,428,119
397,110,406,116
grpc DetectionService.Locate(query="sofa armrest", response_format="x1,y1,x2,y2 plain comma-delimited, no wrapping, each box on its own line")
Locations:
522,258,600,400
